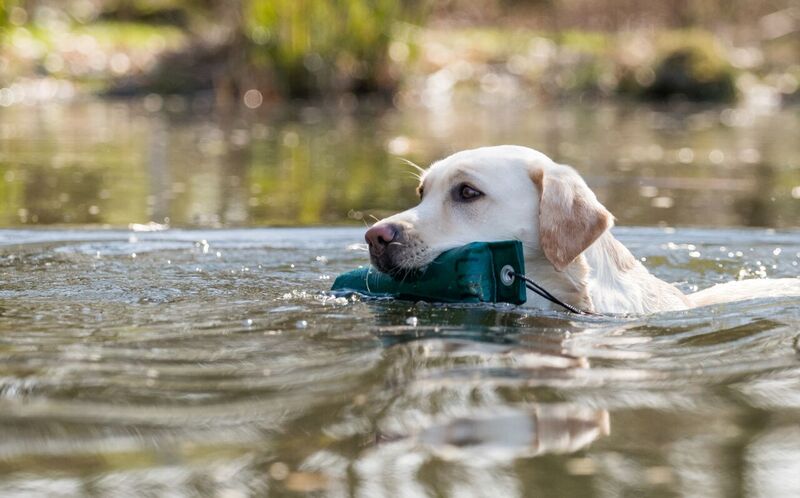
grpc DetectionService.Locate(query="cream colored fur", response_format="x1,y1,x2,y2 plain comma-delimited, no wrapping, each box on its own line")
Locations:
374,145,799,314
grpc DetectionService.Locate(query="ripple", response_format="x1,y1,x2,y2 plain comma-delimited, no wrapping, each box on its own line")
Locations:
0,227,798,496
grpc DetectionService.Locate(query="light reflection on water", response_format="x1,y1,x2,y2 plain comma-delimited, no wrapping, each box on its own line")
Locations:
0,99,799,228
0,227,798,496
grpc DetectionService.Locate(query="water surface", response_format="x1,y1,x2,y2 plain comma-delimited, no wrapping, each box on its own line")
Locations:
1,97,800,496
1,226,799,496
1,99,799,228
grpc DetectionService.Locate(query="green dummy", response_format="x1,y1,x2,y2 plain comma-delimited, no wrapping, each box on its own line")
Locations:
331,241,527,305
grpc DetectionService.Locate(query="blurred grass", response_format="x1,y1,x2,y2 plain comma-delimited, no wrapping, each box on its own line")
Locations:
0,1,797,103
619,31,737,102
76,21,186,47
417,27,742,101
244,0,425,97
9,21,186,52
0,0,14,33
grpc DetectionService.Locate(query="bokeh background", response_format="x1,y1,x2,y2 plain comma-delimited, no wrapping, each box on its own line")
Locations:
2,4,800,498
0,0,799,228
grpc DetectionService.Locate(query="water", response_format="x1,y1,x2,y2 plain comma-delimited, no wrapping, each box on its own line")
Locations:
0,98,799,496
0,99,799,228
0,226,798,496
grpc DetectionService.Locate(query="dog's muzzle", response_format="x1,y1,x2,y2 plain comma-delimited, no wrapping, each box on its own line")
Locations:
365,223,406,274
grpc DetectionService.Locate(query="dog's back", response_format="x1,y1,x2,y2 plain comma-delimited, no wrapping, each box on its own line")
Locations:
689,278,800,308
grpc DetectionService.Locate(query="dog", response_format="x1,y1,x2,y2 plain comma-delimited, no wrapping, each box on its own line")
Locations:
365,145,800,314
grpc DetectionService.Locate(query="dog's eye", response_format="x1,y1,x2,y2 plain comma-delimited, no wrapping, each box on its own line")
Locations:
457,184,483,201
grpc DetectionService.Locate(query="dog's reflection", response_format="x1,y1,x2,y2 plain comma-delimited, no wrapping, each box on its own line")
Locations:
416,403,609,461
319,401,610,497
296,321,610,496
367,330,610,462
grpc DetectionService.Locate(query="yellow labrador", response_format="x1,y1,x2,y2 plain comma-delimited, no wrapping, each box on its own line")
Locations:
365,145,800,314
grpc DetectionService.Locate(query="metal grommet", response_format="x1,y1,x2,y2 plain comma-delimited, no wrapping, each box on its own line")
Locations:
500,265,515,286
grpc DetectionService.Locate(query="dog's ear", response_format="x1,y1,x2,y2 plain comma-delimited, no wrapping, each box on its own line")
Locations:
531,164,613,271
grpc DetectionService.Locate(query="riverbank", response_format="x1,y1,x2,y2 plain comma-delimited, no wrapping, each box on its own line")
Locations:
2,18,798,107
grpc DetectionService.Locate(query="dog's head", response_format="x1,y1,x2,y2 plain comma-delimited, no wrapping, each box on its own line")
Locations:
366,145,613,275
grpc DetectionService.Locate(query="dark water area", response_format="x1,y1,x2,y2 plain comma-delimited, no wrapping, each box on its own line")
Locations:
1,98,799,229
0,227,799,496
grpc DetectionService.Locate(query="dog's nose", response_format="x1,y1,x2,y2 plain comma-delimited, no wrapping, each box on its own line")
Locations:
365,223,398,253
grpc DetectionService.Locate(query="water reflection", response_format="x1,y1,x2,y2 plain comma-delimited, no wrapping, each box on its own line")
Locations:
297,323,610,497
345,402,609,497
416,404,609,460
0,100,799,228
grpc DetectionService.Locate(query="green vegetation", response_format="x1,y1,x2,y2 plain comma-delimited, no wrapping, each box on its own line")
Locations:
0,0,15,36
0,1,797,103
245,0,412,97
415,27,742,101
618,31,737,102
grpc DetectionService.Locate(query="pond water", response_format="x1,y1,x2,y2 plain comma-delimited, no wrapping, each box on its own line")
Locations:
0,98,799,497
0,98,799,228
0,226,799,496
